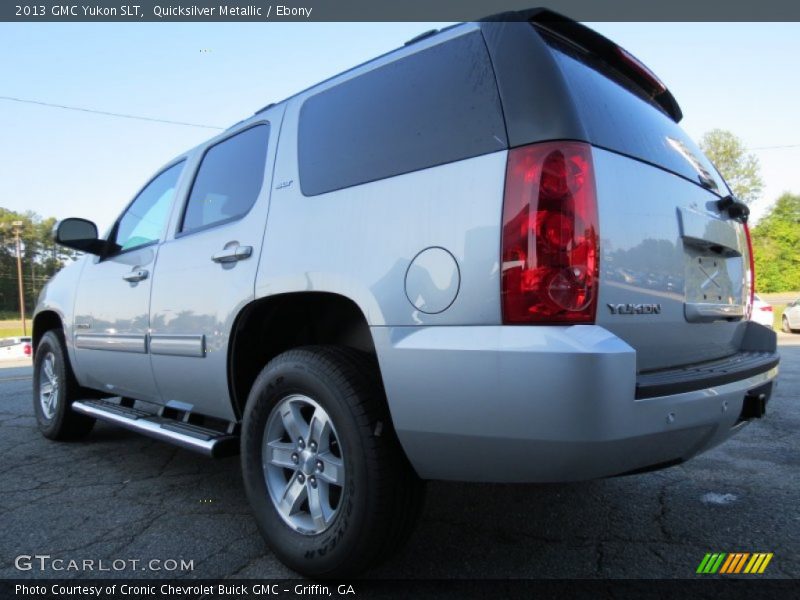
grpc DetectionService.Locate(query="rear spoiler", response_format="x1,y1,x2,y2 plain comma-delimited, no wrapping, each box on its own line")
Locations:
482,8,683,122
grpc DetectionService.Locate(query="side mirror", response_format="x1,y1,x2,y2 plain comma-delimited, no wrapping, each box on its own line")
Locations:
53,218,110,256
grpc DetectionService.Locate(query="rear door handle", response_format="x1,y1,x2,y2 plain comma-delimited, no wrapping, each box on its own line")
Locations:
122,269,149,283
211,245,253,264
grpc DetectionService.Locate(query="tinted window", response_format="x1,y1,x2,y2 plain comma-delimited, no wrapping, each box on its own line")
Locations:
547,39,728,195
298,32,507,196
115,161,184,251
181,124,270,233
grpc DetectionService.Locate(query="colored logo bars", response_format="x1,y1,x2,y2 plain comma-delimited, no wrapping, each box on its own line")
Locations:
697,553,773,574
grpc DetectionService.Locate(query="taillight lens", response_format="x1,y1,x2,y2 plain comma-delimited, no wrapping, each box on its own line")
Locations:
501,141,599,324
744,222,755,319
23,343,32,357
760,305,773,312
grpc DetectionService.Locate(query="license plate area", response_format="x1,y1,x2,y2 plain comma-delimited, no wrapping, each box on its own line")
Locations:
683,250,745,322
684,253,736,304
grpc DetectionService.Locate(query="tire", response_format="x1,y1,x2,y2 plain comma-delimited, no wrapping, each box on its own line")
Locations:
33,330,95,440
782,316,792,333
241,346,425,578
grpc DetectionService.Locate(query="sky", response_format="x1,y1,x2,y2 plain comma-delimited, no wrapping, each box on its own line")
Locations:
1,21,799,231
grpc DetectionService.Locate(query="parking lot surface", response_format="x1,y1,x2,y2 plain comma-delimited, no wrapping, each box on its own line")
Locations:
1,339,798,580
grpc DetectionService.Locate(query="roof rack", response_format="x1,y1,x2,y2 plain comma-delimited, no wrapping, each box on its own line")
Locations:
253,102,275,116
404,29,439,46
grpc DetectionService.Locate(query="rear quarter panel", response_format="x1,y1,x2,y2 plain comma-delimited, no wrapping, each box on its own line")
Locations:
256,97,508,328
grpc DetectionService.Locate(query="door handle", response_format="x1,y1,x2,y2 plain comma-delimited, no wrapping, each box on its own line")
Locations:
122,269,149,283
211,245,253,264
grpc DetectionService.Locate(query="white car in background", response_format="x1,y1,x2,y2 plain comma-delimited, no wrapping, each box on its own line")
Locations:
782,298,800,333
750,295,774,328
0,336,32,360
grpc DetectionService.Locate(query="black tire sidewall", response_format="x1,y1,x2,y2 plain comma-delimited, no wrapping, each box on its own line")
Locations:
241,354,372,576
33,331,70,438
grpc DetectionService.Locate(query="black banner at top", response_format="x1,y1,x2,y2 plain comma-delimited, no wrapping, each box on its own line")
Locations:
3,0,800,22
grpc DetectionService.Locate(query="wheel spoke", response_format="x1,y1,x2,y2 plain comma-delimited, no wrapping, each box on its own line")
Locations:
265,440,296,469
40,382,53,395
307,483,328,530
308,408,331,451
280,473,307,516
318,453,344,486
280,402,307,442
43,358,55,381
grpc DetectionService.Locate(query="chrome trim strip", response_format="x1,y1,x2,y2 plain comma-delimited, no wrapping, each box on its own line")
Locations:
71,401,216,456
685,302,745,323
149,334,206,358
74,334,147,353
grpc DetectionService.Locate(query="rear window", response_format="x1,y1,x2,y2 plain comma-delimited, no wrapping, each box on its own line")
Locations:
546,37,728,195
298,31,507,196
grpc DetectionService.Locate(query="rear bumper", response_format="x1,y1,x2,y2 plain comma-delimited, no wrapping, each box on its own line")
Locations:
372,323,778,482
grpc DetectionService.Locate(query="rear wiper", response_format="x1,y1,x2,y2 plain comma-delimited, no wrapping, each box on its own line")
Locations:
717,194,750,223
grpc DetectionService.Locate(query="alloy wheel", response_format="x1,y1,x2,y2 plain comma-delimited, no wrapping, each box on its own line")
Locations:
38,352,59,419
262,394,345,535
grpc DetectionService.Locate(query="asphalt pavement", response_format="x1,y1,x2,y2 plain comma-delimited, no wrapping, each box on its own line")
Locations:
1,339,798,580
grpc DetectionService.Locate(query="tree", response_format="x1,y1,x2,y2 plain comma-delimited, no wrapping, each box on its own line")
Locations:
0,209,77,317
751,193,800,292
699,129,763,205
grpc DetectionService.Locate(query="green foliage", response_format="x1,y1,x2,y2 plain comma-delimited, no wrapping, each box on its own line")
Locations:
752,193,800,292
699,129,763,205
0,209,77,315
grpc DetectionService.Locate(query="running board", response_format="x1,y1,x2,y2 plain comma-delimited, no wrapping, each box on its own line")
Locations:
72,399,239,458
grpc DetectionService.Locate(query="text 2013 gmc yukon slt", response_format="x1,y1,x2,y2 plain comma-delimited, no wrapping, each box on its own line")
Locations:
33,10,779,577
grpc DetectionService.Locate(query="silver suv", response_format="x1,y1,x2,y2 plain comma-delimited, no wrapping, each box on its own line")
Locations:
32,11,779,577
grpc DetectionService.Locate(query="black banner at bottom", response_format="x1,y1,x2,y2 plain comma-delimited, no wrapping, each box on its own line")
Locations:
2,579,798,600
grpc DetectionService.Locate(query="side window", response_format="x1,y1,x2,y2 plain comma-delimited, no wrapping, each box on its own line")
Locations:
298,32,507,196
114,161,185,252
181,124,270,234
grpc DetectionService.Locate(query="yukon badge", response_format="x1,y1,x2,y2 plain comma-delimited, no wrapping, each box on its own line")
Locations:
608,303,662,315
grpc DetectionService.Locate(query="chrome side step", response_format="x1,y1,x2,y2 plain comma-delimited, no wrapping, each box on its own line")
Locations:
72,399,239,458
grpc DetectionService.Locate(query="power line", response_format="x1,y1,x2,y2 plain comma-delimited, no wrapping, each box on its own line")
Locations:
750,144,800,150
0,95,225,130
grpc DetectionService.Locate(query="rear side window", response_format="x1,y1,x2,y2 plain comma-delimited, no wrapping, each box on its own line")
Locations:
547,38,728,194
298,32,507,196
181,124,270,233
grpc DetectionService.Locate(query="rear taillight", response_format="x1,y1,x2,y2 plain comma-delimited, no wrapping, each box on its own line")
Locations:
501,141,599,324
760,305,773,312
744,222,755,319
23,343,31,357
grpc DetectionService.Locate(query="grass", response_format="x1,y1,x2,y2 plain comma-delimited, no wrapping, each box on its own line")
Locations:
0,320,31,339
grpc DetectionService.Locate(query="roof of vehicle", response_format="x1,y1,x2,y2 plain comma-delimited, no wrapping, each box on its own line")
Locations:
247,22,469,122
245,9,682,125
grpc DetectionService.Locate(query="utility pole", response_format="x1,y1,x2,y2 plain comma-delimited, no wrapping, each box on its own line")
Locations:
12,221,26,336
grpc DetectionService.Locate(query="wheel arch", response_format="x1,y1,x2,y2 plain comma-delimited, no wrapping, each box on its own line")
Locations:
32,310,65,354
228,292,381,419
